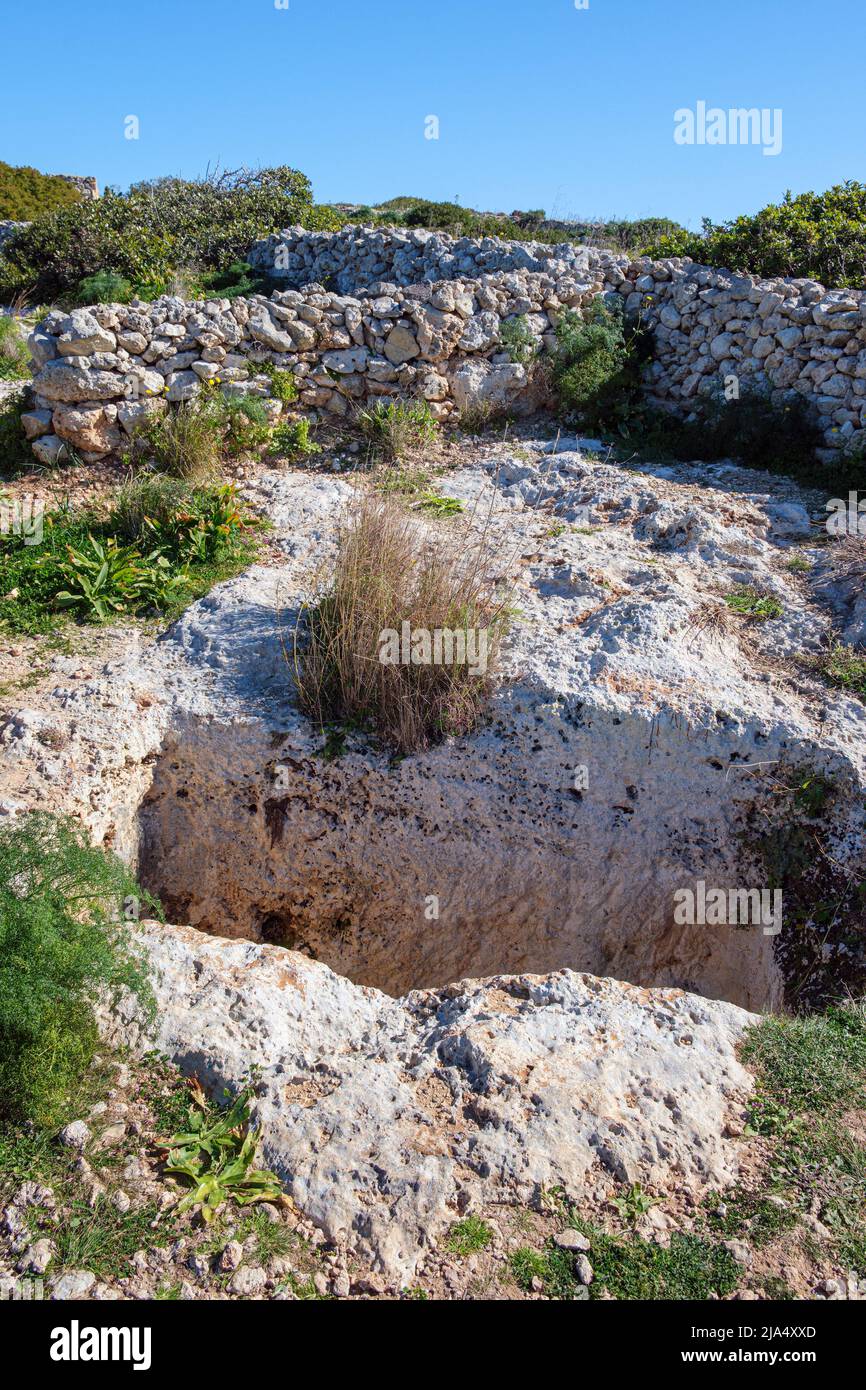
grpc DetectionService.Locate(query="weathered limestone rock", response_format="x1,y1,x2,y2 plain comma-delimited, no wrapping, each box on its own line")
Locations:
104,919,757,1280
52,402,121,455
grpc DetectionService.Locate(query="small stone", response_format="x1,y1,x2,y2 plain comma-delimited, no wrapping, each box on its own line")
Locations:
57,1120,90,1151
228,1265,267,1296
332,1271,351,1297
553,1229,591,1253
96,1121,127,1148
313,1272,329,1297
575,1254,594,1286
186,1253,210,1278
51,1270,96,1300
110,1190,131,1215
723,1239,753,1266
13,1181,55,1210
218,1240,244,1273
17,1238,54,1275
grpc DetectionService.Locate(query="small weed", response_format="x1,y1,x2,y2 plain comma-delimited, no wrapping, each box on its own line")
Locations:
610,1182,663,1227
268,416,321,463
786,554,812,573
0,316,31,380
820,639,866,699
499,314,538,366
703,1189,797,1248
415,492,464,517
55,1197,165,1280
724,585,783,621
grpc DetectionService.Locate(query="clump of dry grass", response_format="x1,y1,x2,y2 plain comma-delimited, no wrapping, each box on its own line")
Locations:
294,493,511,754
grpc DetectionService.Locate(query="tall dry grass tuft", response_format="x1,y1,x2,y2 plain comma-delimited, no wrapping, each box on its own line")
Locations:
295,493,511,754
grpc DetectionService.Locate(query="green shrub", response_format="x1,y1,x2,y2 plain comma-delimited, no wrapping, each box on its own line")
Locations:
355,398,438,463
73,270,134,305
220,394,271,455
55,535,185,621
403,200,476,233
257,360,298,406
0,483,258,634
0,164,316,303
0,317,30,381
0,162,84,220
0,814,154,1127
499,314,538,366
645,182,866,288
112,476,253,564
551,297,649,430
187,259,275,301
268,416,321,462
0,388,35,476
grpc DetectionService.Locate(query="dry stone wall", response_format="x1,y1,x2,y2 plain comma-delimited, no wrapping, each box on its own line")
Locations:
21,226,866,463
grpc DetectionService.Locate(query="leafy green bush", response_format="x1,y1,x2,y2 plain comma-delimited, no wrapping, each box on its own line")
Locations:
645,182,866,288
551,297,648,429
0,389,33,477
158,1076,285,1223
0,317,30,380
55,535,185,621
186,259,276,301
0,814,154,1126
0,164,317,303
257,360,298,406
220,394,271,455
499,314,538,366
268,416,321,462
0,483,258,634
0,162,84,220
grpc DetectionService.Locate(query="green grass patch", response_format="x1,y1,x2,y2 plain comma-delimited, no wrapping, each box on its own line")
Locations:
54,1196,165,1279
724,585,783,621
446,1214,493,1256
820,640,866,700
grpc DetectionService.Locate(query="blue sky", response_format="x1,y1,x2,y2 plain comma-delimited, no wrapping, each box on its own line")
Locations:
2,0,863,228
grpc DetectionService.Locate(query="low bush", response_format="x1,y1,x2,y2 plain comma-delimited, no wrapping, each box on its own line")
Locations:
0,164,321,303
355,398,439,463
220,394,271,455
268,416,321,463
551,297,649,431
644,182,866,289
0,814,155,1127
0,162,84,221
55,535,185,621
135,397,223,482
499,314,538,366
295,494,511,754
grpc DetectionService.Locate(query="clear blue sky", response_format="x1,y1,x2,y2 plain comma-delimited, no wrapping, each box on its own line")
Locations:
2,0,863,228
